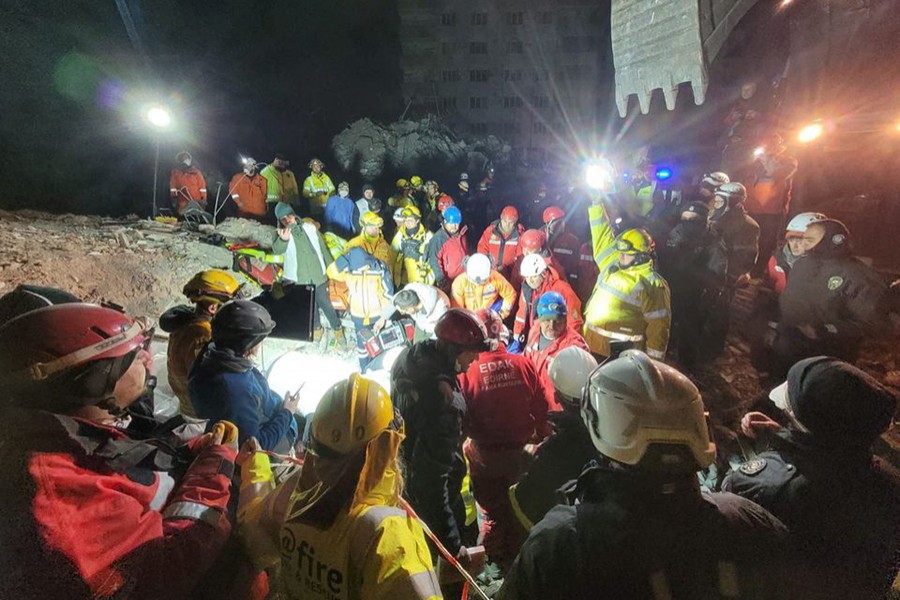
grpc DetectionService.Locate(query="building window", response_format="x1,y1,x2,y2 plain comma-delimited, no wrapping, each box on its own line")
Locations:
442,70,460,82
469,41,488,54
441,13,456,26
537,12,553,24
503,69,523,82
534,95,550,108
506,41,523,54
469,96,488,109
469,69,490,82
502,96,523,109
471,12,488,25
471,122,488,135
499,121,519,135
533,121,548,134
505,12,524,25
534,69,550,81
439,97,458,111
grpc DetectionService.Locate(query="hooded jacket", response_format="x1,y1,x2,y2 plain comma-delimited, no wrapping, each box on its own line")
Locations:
160,305,211,417
513,266,583,342
426,226,469,288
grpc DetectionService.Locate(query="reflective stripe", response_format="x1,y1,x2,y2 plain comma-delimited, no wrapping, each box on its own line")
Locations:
508,483,535,531
580,254,593,261
231,194,240,199
149,472,176,511
644,309,669,319
169,188,177,192
587,324,644,342
596,282,642,307
589,218,605,227
553,248,574,255
199,188,207,192
824,324,837,334
515,316,526,324
162,501,222,526
647,348,665,359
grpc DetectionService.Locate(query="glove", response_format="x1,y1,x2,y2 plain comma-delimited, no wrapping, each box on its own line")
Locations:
507,339,522,354
210,420,240,451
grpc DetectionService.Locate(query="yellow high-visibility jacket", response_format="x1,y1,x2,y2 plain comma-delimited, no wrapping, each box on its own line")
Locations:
451,270,517,319
392,225,434,285
302,172,336,214
345,234,399,285
166,318,211,417
583,203,671,359
260,165,300,207
237,431,441,600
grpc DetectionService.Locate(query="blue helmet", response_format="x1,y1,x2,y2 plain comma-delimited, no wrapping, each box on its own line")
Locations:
443,206,462,225
536,291,567,320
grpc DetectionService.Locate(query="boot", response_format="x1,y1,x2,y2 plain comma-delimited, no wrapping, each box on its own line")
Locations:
313,328,324,342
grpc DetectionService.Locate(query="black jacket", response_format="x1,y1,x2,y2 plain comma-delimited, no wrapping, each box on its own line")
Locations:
661,223,729,301
501,465,789,600
723,430,900,599
391,340,467,553
710,206,759,280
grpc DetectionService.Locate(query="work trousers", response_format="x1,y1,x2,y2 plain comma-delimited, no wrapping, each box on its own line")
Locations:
314,282,341,330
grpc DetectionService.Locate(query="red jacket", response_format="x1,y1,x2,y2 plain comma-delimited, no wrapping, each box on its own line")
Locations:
767,253,788,294
513,266,583,342
460,347,550,447
547,230,581,282
229,172,268,219
169,166,208,214
574,241,599,303
525,326,591,411
427,226,469,288
0,408,235,599
510,251,568,294
477,221,524,274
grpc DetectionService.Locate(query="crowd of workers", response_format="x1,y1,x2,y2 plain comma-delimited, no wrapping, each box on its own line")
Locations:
0,138,897,599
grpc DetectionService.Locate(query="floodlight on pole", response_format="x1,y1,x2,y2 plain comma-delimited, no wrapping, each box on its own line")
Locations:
146,106,172,129
585,159,615,191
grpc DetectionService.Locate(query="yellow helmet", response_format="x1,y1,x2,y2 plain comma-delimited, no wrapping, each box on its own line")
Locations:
615,228,654,255
182,269,242,304
395,178,410,190
311,373,395,456
360,211,385,228
410,175,423,188
400,205,422,219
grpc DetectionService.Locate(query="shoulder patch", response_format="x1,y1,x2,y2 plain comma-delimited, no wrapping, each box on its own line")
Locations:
738,458,767,476
827,276,844,291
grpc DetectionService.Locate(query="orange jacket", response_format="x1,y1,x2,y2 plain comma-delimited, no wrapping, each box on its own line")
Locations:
451,271,517,319
169,166,207,214
229,172,268,219
513,266,583,341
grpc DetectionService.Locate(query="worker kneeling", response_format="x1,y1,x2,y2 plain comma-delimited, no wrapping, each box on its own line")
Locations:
237,373,441,599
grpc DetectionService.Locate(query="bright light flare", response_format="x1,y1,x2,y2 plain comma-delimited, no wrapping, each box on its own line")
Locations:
797,122,825,144
753,146,765,158
265,350,358,416
146,106,171,129
585,160,614,191
655,167,673,181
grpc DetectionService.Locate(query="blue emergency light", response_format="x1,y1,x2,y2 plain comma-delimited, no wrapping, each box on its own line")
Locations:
655,167,673,181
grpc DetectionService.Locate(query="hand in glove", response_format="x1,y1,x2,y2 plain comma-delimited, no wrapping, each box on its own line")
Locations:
507,338,523,354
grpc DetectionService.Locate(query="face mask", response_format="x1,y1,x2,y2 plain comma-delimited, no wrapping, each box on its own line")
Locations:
275,164,286,172
339,190,349,198
244,167,255,176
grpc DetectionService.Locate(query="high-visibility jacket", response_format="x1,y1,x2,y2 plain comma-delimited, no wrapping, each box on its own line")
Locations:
388,192,415,210
260,165,300,207
477,221,524,273
160,306,211,418
513,266,583,343
451,270,517,319
228,172,268,219
238,429,440,600
546,230,581,282
345,233,399,285
302,172,336,214
583,203,671,359
169,166,207,214
327,248,394,324
392,225,434,285
524,325,591,410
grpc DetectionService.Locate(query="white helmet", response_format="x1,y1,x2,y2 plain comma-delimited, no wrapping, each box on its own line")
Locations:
701,172,730,188
581,350,715,472
465,253,492,284
785,212,828,236
549,347,599,407
519,253,548,278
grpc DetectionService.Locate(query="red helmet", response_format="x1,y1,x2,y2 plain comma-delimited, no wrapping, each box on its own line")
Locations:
500,205,519,221
475,309,508,346
437,196,455,212
542,206,565,224
435,308,490,350
0,304,150,408
521,229,547,252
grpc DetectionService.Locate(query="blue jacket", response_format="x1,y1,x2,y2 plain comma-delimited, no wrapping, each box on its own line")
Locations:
324,195,360,239
188,343,297,452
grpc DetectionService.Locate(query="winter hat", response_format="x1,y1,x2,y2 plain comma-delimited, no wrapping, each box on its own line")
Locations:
274,202,296,221
769,356,896,447
362,184,374,193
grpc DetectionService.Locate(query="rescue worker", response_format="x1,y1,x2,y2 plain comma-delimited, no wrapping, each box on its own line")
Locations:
0,304,237,599
301,157,335,218
658,201,729,371
189,300,299,453
323,181,360,239
509,347,598,535
525,292,590,408
169,150,208,215
388,178,415,211
476,205,524,278
345,211,399,285
237,374,441,600
391,308,491,573
699,171,730,200
773,219,888,378
501,350,790,600
357,183,375,216
327,247,395,372
542,206,580,280
272,202,345,347
391,205,434,285
451,253,517,319
426,205,469,290
422,180,454,230
509,229,567,292
409,174,425,203
512,254,582,353
160,269,242,417
767,212,828,295
460,309,550,569
0,284,80,325
745,133,798,274
573,241,599,303
724,357,899,599
375,283,450,339
228,157,268,221
582,199,671,360
708,182,760,283
261,154,300,212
